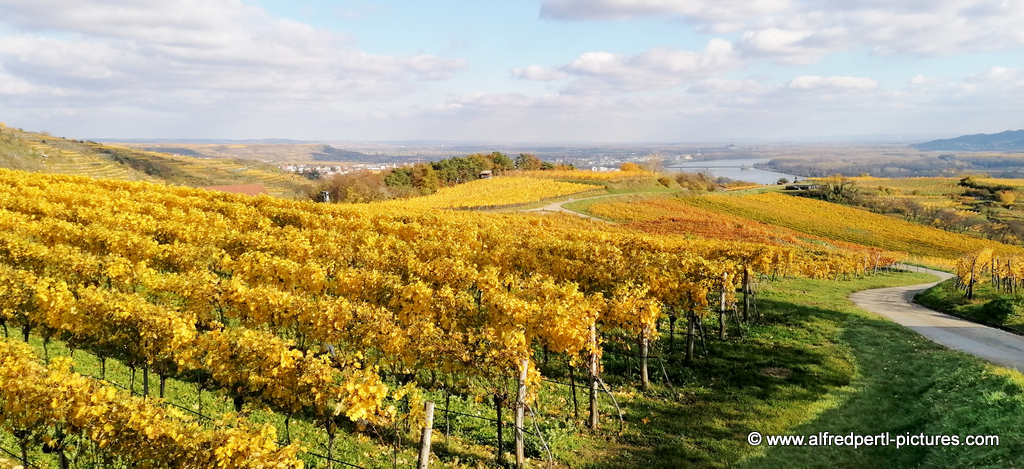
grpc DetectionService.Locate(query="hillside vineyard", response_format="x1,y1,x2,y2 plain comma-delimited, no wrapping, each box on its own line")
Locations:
0,168,903,466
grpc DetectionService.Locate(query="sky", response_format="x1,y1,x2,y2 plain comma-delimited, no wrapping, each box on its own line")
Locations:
0,0,1022,143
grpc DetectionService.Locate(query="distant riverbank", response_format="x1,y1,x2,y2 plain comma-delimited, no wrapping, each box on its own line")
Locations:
668,158,799,185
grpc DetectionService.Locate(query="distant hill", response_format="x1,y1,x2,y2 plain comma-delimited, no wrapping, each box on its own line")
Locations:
310,144,371,162
913,130,1024,152
0,124,309,197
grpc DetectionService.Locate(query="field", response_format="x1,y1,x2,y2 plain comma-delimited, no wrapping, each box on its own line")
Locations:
3,146,1024,469
374,177,602,209
588,197,897,254
679,192,1020,260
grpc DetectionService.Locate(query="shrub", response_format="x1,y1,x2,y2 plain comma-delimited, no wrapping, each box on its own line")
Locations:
978,297,1023,323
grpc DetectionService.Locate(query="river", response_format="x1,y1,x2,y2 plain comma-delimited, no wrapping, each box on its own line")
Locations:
667,158,800,185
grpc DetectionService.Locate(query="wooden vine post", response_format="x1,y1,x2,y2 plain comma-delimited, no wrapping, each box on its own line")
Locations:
742,267,751,322
495,393,504,464
418,401,435,469
718,272,728,340
685,309,696,364
588,324,599,430
515,359,528,469
568,364,579,419
639,328,650,391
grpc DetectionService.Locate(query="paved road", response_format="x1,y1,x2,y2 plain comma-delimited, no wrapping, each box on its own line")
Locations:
850,266,1024,371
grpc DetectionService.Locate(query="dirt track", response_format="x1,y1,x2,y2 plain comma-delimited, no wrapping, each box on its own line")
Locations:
850,266,1024,371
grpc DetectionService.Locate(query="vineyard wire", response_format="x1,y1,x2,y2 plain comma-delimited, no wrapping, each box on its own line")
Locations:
0,443,43,469
67,348,368,469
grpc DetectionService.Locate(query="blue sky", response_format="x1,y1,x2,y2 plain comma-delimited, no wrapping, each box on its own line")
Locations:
0,0,1022,142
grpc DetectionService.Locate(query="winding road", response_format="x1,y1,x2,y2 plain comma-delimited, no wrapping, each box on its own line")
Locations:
850,266,1024,371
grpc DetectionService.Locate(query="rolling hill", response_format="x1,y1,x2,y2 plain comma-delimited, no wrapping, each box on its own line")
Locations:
913,130,1024,152
0,123,310,197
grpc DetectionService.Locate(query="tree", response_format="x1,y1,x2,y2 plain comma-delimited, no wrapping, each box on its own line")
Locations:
314,170,389,203
491,152,514,172
620,162,642,172
816,174,858,203
384,167,413,188
411,164,440,193
433,157,484,185
514,153,542,170
776,178,789,185
467,153,495,172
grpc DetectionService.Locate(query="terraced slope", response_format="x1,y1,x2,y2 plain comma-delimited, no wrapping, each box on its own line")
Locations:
0,124,308,197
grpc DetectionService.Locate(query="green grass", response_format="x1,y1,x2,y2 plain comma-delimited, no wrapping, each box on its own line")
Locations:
559,191,679,218
739,276,1024,469
916,279,1024,334
567,271,1024,469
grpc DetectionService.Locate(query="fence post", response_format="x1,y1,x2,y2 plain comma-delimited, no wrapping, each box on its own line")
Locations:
639,329,650,391
588,324,599,430
568,364,579,419
743,267,750,322
418,401,435,469
516,359,528,468
719,272,728,340
495,393,504,464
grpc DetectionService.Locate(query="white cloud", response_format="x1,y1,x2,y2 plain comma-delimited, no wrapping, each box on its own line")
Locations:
0,0,467,107
535,39,741,94
687,78,763,94
969,67,1019,82
539,0,791,29
736,27,847,65
510,65,569,81
540,0,1024,64
910,74,942,85
786,75,879,91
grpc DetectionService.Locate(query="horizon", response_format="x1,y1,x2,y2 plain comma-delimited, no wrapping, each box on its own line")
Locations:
1,1,1022,142
92,132,969,146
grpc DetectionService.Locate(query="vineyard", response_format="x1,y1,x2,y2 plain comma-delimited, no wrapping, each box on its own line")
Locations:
680,192,1022,260
0,166,909,468
589,197,899,255
375,177,600,210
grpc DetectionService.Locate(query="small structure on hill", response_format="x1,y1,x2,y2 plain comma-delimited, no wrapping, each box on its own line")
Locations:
785,184,821,191
479,170,493,179
199,183,269,196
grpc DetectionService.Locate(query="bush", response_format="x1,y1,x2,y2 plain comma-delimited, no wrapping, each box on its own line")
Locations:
978,297,1023,323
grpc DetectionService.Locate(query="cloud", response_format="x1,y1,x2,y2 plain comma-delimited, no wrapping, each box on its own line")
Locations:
539,0,790,28
0,0,467,106
736,27,848,65
968,67,1020,82
510,65,569,81
540,0,1024,63
687,78,763,94
910,74,943,85
786,75,879,91
528,39,740,94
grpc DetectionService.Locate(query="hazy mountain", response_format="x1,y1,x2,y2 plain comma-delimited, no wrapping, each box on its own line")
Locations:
913,130,1024,152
